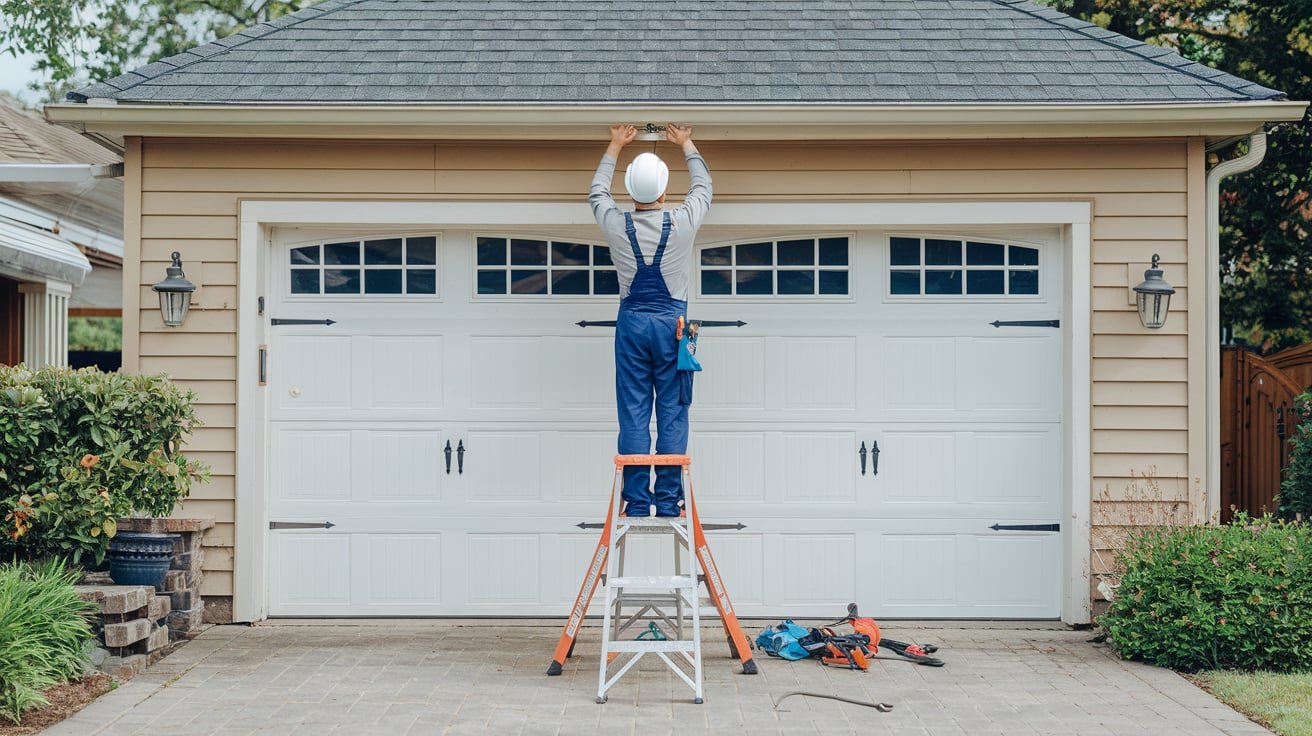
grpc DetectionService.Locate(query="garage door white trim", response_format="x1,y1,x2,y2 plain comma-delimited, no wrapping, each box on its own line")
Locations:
234,199,1092,624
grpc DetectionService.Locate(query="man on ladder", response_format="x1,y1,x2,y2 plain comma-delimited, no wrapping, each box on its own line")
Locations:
589,123,711,518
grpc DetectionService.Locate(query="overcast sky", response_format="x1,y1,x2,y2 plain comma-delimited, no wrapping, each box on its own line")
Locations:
0,51,46,107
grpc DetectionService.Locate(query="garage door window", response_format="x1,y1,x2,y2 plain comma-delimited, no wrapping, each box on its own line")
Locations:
475,236,618,296
699,236,850,297
889,236,1039,297
289,236,439,296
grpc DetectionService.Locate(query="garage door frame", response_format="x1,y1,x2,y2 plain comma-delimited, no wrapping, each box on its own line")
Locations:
233,199,1092,624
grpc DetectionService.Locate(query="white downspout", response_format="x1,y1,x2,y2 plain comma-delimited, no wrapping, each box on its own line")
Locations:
1206,131,1267,522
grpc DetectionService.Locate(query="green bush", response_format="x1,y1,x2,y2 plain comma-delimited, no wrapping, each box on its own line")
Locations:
67,317,122,352
1102,514,1312,672
0,366,210,564
1279,391,1312,519
0,560,96,723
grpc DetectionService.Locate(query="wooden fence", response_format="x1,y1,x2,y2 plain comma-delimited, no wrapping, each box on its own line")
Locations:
1220,344,1311,521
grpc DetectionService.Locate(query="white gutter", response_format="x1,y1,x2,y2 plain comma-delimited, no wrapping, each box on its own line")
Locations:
44,100,1309,143
0,196,124,258
1206,131,1268,522
0,163,123,182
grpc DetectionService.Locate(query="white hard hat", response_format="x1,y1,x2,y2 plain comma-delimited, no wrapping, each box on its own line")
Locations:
625,152,669,204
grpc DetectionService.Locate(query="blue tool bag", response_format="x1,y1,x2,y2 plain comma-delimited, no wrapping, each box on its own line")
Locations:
755,620,814,661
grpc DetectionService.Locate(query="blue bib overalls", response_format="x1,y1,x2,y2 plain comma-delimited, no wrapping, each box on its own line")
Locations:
615,211,689,517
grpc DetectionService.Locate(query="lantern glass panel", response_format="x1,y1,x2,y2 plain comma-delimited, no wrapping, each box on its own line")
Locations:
159,291,189,327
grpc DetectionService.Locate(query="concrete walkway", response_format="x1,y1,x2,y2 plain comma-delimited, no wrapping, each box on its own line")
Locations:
48,621,1269,735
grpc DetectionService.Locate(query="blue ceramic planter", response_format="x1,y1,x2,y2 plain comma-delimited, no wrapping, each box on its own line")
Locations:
107,531,176,587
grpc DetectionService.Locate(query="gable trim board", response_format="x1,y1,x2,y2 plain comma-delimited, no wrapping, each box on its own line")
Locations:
46,102,1306,147
233,198,1092,623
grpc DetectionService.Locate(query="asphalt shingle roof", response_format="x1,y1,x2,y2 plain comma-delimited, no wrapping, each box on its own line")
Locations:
68,0,1285,105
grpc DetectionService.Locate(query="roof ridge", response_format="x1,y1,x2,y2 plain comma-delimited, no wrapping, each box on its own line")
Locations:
990,0,1282,100
67,0,370,101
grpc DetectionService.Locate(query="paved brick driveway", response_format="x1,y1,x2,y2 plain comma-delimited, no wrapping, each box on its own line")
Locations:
48,621,1269,735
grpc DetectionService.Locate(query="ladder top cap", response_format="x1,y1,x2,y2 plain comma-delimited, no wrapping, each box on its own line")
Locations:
614,453,691,467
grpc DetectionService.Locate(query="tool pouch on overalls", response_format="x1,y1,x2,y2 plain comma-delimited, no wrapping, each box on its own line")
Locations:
676,317,701,406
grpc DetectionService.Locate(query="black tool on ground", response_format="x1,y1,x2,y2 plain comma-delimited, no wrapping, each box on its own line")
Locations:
827,602,947,667
773,691,893,713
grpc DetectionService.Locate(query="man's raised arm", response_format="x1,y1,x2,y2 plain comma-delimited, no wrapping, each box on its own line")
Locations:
590,124,637,230
667,124,711,229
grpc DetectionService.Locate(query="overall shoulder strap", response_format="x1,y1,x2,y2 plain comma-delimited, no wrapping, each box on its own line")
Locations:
622,212,647,266
651,211,673,267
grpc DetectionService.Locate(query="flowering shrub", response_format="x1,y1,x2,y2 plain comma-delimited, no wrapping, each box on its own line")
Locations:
0,366,209,564
1279,391,1312,519
1101,514,1312,672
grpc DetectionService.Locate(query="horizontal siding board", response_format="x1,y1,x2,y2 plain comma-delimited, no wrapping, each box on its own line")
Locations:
171,380,236,404
144,141,436,170
176,498,234,523
1093,334,1188,358
1092,358,1188,382
1092,217,1187,240
1092,453,1188,477
138,285,237,309
1091,240,1187,263
1093,405,1188,430
187,451,235,476
1092,381,1189,406
139,355,236,381
204,522,234,548
179,427,235,452
1093,262,1187,288
141,215,237,240
1093,429,1189,454
1093,286,1188,312
1093,193,1187,217
201,545,235,572
199,570,233,597
143,168,437,194
430,141,1187,172
909,169,1186,194
139,309,235,333
1094,476,1193,502
189,475,234,500
142,238,237,263
1093,311,1186,335
140,332,237,356
194,404,236,429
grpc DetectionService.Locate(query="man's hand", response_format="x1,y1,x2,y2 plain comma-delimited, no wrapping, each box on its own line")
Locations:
665,123,697,154
607,124,637,157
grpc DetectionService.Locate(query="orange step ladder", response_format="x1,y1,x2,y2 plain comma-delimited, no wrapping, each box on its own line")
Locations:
547,453,757,703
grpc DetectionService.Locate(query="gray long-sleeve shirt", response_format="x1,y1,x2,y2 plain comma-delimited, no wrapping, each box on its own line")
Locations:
589,151,712,301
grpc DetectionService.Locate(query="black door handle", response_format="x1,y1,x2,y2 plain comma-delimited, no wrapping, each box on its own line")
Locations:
444,440,452,474
858,441,867,475
457,440,465,474
870,441,880,477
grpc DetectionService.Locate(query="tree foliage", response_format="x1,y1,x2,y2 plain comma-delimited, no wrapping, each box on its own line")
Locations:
1042,1,1312,352
0,1,320,101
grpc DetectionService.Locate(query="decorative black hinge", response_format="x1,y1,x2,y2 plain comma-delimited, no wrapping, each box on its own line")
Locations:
989,523,1060,532
269,521,336,530
271,318,336,326
576,319,747,328
989,320,1060,328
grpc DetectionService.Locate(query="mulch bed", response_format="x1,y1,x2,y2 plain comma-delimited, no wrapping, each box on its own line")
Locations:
0,674,113,735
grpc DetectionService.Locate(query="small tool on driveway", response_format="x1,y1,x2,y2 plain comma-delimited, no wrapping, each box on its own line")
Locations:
773,691,894,712
828,602,946,667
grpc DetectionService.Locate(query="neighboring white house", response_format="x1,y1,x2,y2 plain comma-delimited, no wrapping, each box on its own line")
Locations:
0,93,123,367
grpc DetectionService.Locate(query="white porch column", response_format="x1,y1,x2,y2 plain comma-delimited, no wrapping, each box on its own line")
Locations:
18,280,72,368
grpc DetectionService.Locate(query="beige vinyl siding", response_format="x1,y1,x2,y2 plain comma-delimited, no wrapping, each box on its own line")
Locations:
130,137,1200,612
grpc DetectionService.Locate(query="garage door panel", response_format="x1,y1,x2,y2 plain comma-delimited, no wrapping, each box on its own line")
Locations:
877,337,956,411
705,533,765,607
272,533,352,608
774,534,855,609
958,336,1059,415
469,336,542,408
781,337,856,409
879,534,958,607
781,432,857,503
361,535,442,604
692,337,766,409
546,432,616,502
876,432,957,505
550,337,614,409
368,336,442,409
363,430,443,501
273,335,352,413
467,534,541,605
971,534,1059,610
273,429,353,502
973,432,1059,508
465,431,541,502
690,432,766,504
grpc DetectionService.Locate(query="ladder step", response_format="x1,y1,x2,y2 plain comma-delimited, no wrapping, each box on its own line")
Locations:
608,575,697,590
616,517,688,529
605,640,698,653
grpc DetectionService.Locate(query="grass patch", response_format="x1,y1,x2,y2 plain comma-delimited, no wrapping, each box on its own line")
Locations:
1192,671,1312,736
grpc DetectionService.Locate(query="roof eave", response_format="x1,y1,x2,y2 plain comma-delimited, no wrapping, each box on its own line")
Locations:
44,100,1310,148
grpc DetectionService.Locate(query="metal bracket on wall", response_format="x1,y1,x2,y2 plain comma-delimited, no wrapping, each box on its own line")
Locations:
989,320,1060,328
989,523,1060,532
269,521,336,530
271,318,336,326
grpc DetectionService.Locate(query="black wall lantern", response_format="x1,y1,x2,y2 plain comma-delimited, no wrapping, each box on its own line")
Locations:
152,251,196,327
1132,254,1175,330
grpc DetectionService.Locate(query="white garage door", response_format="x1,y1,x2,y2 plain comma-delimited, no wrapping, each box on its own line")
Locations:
265,228,1063,618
